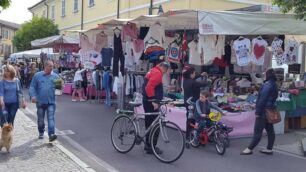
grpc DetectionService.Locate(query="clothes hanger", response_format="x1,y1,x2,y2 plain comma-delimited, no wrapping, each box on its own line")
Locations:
238,36,244,40
113,27,121,32
257,35,263,40
100,31,106,36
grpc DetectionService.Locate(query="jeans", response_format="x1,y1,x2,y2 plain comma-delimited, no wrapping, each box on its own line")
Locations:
248,114,275,150
143,100,159,148
36,103,56,136
105,88,111,106
0,102,19,127
185,106,195,141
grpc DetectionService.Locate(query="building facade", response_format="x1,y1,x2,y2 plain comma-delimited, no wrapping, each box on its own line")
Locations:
0,20,20,60
29,0,273,32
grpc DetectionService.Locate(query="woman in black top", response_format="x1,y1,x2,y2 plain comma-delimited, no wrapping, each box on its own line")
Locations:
183,66,210,147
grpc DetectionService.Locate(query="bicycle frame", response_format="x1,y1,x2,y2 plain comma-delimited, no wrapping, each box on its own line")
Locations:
118,104,170,144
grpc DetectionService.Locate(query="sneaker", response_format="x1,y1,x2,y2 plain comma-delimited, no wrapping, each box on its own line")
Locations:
240,148,253,155
49,134,57,142
72,99,77,102
38,133,44,139
260,149,273,155
80,99,86,102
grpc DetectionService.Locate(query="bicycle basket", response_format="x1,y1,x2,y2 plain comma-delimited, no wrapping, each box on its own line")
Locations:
208,112,222,122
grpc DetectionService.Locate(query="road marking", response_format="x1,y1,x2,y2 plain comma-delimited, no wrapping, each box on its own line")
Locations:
22,107,119,172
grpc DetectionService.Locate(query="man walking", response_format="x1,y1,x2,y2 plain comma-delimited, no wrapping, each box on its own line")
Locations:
142,61,170,154
29,60,58,142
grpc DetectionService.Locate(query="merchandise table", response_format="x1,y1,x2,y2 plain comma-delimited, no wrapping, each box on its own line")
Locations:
136,106,285,138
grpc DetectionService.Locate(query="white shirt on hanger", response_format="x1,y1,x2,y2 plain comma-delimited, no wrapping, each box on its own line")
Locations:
188,40,202,65
233,37,251,66
284,38,299,64
198,35,225,65
272,38,285,66
251,38,268,65
144,23,166,47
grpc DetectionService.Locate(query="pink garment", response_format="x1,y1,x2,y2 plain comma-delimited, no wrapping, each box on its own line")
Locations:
94,33,108,52
122,22,138,41
80,33,93,51
133,39,144,53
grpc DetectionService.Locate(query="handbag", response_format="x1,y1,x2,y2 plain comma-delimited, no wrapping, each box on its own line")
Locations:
16,79,24,109
265,107,281,124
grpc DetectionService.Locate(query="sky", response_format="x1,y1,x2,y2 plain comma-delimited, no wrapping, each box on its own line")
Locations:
0,0,41,24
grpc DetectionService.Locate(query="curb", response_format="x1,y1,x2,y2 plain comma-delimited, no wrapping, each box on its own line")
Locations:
301,138,306,157
20,108,97,172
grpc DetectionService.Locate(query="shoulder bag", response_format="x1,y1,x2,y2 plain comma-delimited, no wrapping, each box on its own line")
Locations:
16,79,24,109
265,108,281,124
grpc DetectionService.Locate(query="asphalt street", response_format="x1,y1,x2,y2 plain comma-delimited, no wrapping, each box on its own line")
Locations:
23,93,306,172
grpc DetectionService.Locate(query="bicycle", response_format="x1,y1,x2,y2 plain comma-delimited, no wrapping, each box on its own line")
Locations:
110,99,185,163
186,97,233,155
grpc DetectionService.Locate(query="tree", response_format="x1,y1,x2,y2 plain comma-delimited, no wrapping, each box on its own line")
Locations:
273,0,306,20
13,17,59,51
0,0,11,9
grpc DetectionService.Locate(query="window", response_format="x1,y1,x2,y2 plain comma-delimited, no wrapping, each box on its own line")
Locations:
74,0,79,12
61,0,66,17
89,0,95,7
51,5,55,20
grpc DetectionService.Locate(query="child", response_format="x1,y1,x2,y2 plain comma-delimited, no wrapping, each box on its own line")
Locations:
194,90,225,141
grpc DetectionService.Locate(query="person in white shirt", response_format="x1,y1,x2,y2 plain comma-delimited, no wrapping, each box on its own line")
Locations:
72,65,86,102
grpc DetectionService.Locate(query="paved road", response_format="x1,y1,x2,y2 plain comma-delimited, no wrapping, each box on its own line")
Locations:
24,94,306,172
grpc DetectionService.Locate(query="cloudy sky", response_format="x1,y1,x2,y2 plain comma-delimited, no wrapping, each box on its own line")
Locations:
0,0,41,24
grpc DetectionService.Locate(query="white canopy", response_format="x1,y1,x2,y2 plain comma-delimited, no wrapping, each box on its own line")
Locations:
198,11,306,35
31,35,79,48
9,48,56,60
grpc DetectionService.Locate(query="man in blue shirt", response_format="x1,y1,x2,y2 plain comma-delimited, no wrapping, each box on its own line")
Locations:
29,60,58,142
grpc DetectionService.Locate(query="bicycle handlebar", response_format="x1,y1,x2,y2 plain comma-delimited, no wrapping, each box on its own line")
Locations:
147,98,173,104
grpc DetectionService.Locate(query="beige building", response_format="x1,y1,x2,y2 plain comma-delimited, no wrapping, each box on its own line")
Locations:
0,20,20,60
29,0,274,32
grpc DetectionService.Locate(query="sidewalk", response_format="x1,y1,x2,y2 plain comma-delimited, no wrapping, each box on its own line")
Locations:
0,110,93,172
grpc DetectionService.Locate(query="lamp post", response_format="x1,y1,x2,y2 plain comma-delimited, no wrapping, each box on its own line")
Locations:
149,0,164,15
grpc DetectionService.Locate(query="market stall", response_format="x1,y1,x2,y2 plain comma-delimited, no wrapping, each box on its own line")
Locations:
78,10,306,137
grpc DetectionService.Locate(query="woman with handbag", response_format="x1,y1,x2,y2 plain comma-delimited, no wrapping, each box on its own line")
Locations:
241,69,279,155
0,65,26,127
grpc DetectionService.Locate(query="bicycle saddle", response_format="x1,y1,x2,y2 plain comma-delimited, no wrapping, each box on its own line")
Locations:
129,101,142,107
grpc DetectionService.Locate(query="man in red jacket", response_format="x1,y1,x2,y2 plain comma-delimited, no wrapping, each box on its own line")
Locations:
142,62,170,154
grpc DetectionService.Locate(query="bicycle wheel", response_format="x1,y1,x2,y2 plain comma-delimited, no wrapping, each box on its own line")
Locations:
111,115,137,153
150,121,185,163
214,131,226,155
189,129,200,148
220,132,230,148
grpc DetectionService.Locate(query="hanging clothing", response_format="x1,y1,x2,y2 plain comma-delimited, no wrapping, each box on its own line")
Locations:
284,38,299,64
80,33,93,51
94,33,108,52
272,38,285,66
132,39,144,64
167,41,181,63
113,33,125,77
233,37,251,66
101,48,114,67
188,40,202,65
143,23,166,47
122,22,138,41
224,44,231,65
251,37,268,65
125,40,136,71
198,35,225,65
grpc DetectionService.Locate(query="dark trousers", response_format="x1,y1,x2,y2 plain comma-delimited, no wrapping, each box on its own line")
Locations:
113,54,125,77
248,115,275,150
143,100,159,148
0,102,19,127
185,106,195,141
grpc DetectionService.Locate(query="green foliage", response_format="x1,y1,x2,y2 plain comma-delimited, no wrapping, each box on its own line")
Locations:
0,0,11,9
12,17,59,51
273,0,306,20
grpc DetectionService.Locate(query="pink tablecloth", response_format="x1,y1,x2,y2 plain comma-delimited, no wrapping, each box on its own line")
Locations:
136,106,255,138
